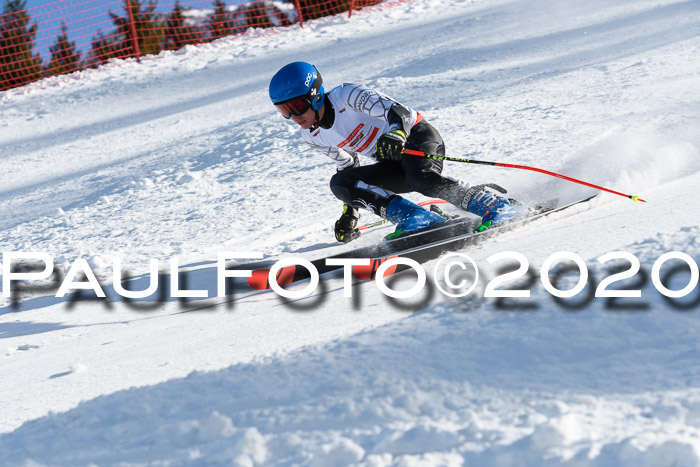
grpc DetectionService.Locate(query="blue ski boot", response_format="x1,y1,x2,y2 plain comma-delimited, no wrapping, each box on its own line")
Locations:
386,196,446,239
462,184,529,231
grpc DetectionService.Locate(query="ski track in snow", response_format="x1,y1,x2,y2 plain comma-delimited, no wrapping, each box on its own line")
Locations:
1,0,700,464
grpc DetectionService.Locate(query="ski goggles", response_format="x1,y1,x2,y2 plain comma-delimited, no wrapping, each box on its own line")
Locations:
275,96,311,119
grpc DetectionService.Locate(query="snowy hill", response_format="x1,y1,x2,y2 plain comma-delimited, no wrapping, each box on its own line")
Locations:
1,0,700,464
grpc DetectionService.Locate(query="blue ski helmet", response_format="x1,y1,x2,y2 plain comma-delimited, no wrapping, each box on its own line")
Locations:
269,62,324,111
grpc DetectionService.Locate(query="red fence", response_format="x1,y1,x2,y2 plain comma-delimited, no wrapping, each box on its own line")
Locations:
0,0,385,91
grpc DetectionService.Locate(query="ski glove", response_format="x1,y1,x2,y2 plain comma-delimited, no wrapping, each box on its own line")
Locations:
335,205,360,243
375,129,407,161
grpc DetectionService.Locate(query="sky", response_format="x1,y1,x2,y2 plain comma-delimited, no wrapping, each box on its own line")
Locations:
22,0,137,61
16,0,251,62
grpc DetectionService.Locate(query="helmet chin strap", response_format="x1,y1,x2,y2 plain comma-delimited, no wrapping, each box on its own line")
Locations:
309,96,323,131
309,109,320,131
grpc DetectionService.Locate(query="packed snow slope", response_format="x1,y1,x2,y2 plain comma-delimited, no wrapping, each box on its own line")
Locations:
1,0,700,464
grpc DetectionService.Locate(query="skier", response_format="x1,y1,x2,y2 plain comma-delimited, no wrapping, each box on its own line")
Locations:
269,61,528,243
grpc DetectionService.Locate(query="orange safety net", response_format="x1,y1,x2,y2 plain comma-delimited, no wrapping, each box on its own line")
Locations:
0,0,390,91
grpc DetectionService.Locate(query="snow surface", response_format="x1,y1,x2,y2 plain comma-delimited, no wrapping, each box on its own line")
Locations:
1,0,700,464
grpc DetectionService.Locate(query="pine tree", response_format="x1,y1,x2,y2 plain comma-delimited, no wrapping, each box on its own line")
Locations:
241,1,274,29
111,0,164,56
275,3,293,27
90,0,164,65
45,23,81,77
237,1,293,29
0,0,42,89
209,0,238,40
88,28,125,66
296,0,354,22
163,1,202,50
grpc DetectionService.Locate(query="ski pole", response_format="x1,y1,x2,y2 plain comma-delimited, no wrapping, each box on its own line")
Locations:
403,149,646,203
357,199,448,231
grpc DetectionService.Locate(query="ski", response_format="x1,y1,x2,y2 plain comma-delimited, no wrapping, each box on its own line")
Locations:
243,196,596,290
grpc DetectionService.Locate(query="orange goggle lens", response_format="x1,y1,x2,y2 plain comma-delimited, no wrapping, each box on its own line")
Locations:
275,97,311,119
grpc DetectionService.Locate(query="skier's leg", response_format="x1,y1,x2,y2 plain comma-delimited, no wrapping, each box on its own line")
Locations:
402,121,528,227
401,120,468,205
329,161,408,218
329,161,444,236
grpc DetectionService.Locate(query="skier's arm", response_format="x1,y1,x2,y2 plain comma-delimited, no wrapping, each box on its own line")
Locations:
386,103,412,135
331,148,360,171
343,83,414,136
305,137,359,170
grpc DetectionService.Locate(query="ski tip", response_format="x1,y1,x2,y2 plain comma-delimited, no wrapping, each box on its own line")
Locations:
630,195,646,203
